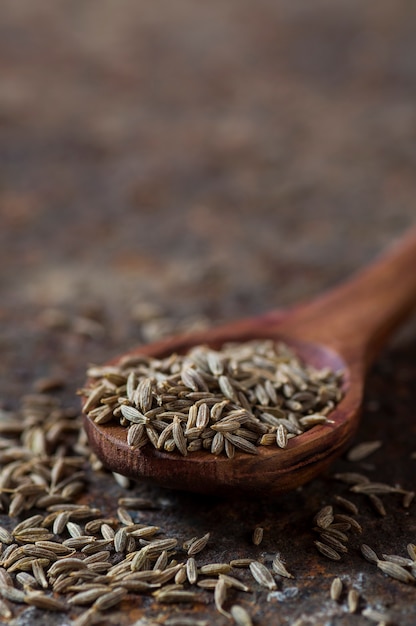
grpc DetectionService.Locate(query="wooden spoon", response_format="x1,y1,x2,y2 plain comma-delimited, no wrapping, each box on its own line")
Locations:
83,229,416,497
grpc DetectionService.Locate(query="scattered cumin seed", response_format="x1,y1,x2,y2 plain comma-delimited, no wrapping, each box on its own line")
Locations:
368,494,387,517
314,541,341,561
215,577,230,618
315,505,334,529
347,588,359,613
187,532,210,556
361,607,393,624
156,590,205,604
272,555,293,579
333,472,370,485
360,544,379,564
407,543,416,561
347,441,382,462
25,592,68,611
252,526,264,546
249,561,276,590
199,563,232,575
333,495,359,515
382,554,413,567
333,513,362,534
377,560,415,584
330,577,343,601
231,604,253,626
230,559,254,568
93,586,127,610
350,482,404,495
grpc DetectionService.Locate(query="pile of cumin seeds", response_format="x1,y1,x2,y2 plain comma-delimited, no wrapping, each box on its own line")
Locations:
82,340,344,457
0,392,293,625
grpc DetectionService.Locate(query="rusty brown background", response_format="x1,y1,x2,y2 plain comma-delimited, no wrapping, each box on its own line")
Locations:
1,1,416,624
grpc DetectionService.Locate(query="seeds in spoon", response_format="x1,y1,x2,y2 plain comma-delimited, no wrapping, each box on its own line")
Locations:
83,340,344,457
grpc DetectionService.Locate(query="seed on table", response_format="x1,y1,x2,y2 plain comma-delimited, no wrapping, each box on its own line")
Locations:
117,507,134,526
83,552,111,565
382,554,414,567
93,587,127,610
318,532,348,553
348,588,359,613
16,571,38,588
114,527,128,553
333,513,362,534
71,607,98,626
13,515,45,535
252,526,264,546
199,563,232,575
187,533,210,556
377,560,415,584
69,588,112,606
407,543,416,561
333,472,370,485
368,494,387,517
48,558,88,577
165,619,209,626
215,577,230,618
186,558,198,584
63,536,96,550
333,495,359,515
0,598,12,619
34,541,74,556
118,497,158,510
197,578,219,589
350,482,404,495
128,525,160,539
25,592,68,611
0,567,14,587
9,556,49,573
156,590,206,604
347,441,382,462
330,577,343,601
8,494,26,517
0,526,14,545
32,559,48,589
360,544,379,564
112,472,130,489
100,523,115,541
0,586,26,603
314,541,341,561
219,574,250,592
361,607,393,623
230,559,254,568
314,505,334,529
249,561,276,590
175,565,187,585
272,555,294,579
327,522,351,532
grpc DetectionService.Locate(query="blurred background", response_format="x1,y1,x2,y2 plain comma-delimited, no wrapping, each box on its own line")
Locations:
1,0,416,387
1,3,416,624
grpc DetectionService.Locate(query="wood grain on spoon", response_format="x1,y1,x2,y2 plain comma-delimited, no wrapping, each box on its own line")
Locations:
83,228,416,497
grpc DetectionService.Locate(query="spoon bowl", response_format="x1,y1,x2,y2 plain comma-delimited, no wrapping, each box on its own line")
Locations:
83,229,416,496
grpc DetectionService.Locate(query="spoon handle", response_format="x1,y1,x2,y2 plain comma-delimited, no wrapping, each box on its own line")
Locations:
277,227,416,366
